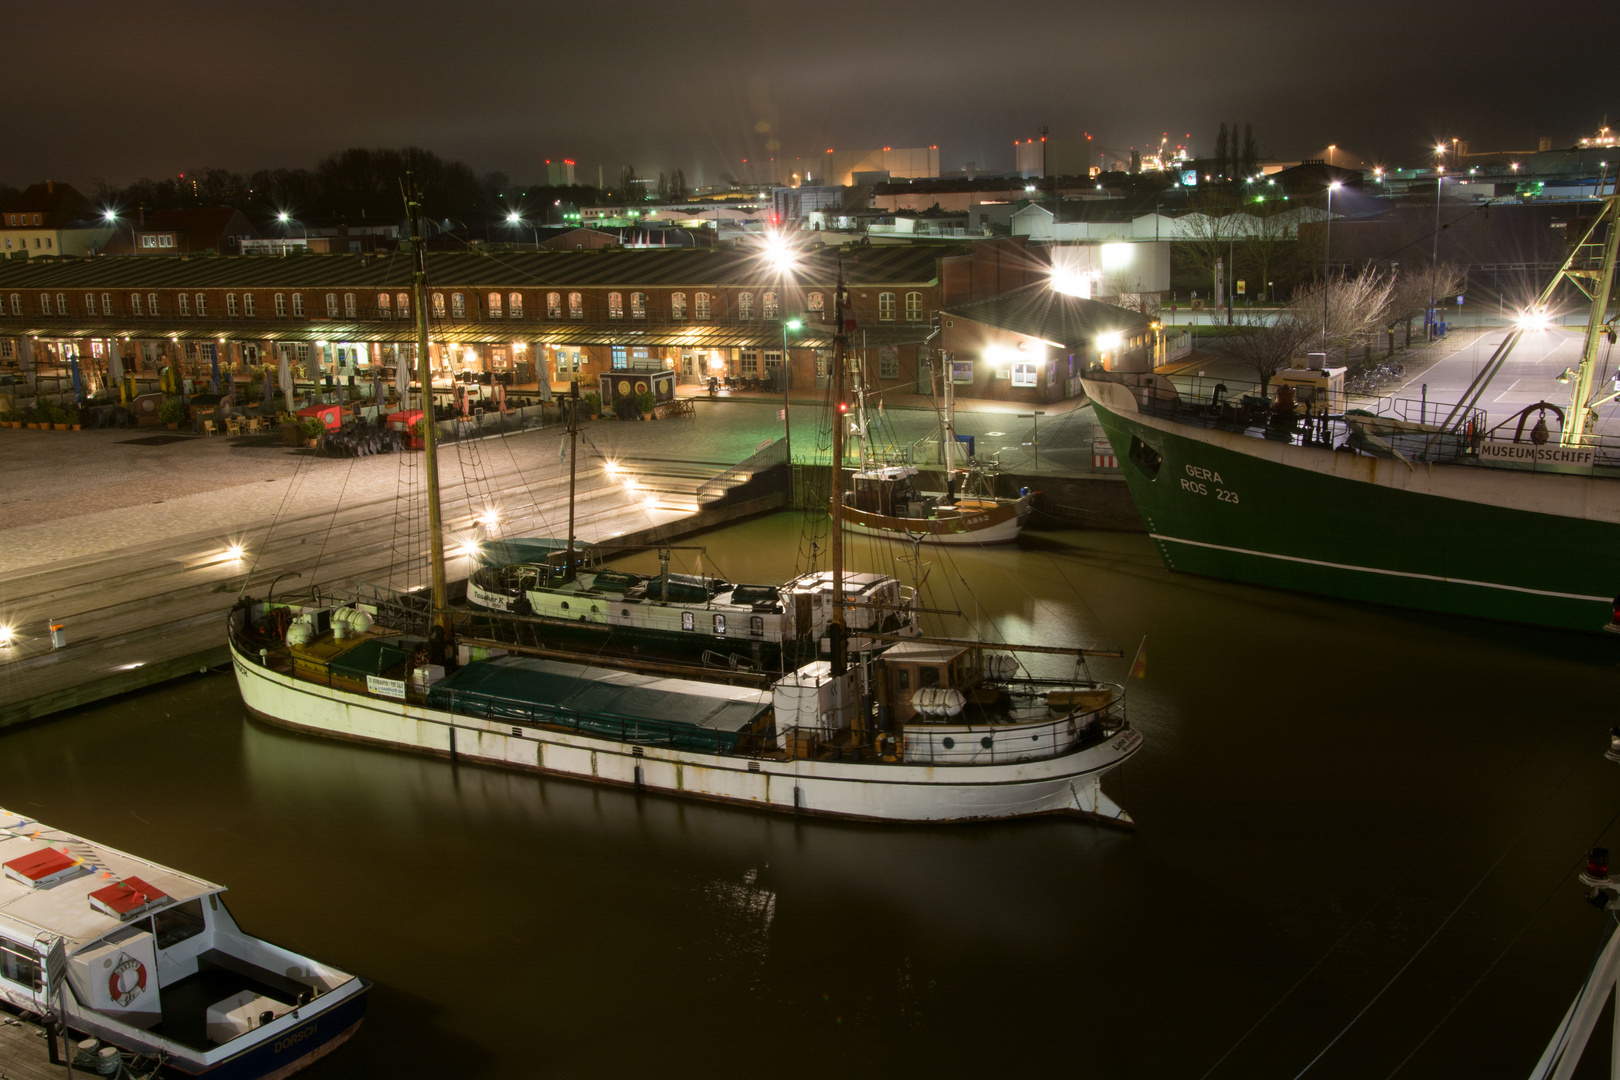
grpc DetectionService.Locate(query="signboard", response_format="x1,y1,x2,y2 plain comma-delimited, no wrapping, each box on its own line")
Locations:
1236,280,1246,294
1479,442,1594,467
1092,429,1118,469
367,675,407,700
1456,295,1465,306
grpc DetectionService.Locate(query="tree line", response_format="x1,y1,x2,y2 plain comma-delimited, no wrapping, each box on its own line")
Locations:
88,148,606,226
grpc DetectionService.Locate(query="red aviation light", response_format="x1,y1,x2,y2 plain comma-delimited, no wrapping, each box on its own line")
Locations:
837,401,848,414
1590,847,1611,881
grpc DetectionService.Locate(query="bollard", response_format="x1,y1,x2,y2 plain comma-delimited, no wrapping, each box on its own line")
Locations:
49,620,66,649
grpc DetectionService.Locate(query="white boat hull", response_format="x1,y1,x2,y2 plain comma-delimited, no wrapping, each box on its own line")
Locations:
229,641,1139,825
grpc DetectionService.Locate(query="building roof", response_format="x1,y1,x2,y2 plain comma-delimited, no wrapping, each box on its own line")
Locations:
941,282,1154,347
0,243,964,291
1,181,94,224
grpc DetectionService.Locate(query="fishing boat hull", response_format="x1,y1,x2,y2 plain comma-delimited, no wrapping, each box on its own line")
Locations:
229,638,1139,825
839,497,1031,545
1083,377,1620,633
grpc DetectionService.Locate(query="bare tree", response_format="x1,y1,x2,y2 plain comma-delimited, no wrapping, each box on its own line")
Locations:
1291,271,1395,365
1385,263,1463,348
1172,191,1245,309
1225,310,1316,394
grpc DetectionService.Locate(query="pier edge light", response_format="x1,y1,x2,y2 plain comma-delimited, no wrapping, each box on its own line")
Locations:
225,544,245,561
0,624,12,647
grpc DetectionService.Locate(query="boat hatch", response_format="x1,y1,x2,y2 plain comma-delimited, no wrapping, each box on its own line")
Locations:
89,877,170,921
3,846,86,889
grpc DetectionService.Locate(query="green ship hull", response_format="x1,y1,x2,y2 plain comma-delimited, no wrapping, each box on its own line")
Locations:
1082,377,1620,633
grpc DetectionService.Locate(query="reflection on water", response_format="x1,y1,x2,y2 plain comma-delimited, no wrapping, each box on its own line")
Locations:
5,516,1620,1077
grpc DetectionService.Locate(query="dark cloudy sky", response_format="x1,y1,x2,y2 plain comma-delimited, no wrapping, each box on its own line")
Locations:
4,0,1605,189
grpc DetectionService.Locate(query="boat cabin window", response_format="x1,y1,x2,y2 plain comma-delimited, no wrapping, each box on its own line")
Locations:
897,669,910,693
713,614,726,635
682,612,695,631
154,898,207,950
750,616,765,635
0,939,42,992
918,666,940,689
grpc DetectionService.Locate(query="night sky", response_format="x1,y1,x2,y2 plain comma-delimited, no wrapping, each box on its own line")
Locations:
5,0,1606,189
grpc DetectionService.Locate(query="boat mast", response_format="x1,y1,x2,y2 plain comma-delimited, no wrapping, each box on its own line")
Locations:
829,258,848,676
407,181,450,645
941,351,955,475
566,379,579,576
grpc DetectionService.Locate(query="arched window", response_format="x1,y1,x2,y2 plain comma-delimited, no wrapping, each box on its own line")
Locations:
487,292,502,318
39,293,51,316
608,292,623,319
508,292,523,319
695,292,710,320
878,292,895,321
84,293,96,316
149,293,159,316
737,292,753,320
568,292,583,319
342,293,355,318
176,293,190,316
762,291,778,319
243,293,255,316
904,291,922,322
808,292,824,314
451,293,465,319
325,293,338,317
432,292,445,317
378,293,391,318
8,294,19,316
225,293,238,317
131,292,143,316
547,292,562,319
101,293,112,316
195,293,207,317
671,292,686,320
630,292,646,319
291,293,304,316
396,293,409,318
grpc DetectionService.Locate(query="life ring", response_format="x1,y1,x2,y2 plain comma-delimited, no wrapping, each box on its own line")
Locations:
874,731,903,763
109,954,147,1007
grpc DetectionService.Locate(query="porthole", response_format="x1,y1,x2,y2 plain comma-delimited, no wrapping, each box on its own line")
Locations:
622,608,630,617
942,737,955,750
980,736,993,749
560,601,569,611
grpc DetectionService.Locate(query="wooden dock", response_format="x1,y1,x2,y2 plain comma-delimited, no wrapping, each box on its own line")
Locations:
0,1012,68,1080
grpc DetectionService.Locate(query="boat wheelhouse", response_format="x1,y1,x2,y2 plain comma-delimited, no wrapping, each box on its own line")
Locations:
0,809,367,1079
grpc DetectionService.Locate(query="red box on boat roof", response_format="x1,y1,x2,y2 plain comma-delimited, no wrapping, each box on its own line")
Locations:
3,846,84,889
89,876,169,921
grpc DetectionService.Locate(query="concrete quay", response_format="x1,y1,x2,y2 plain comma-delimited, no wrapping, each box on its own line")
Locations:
0,394,1133,728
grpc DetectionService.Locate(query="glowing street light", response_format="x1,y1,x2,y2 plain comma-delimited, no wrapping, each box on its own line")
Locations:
504,211,538,248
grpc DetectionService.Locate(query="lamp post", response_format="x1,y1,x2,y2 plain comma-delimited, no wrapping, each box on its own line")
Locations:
505,212,539,249
781,318,802,461
1323,180,1341,353
275,211,306,253
1430,153,1445,341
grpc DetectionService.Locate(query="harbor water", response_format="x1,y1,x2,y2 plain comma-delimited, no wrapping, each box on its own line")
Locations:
4,513,1620,1077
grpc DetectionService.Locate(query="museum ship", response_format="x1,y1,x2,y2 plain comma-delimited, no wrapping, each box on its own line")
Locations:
1082,187,1620,633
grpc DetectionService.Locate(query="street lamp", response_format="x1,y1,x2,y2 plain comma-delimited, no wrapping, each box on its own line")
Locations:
1323,180,1342,354
99,208,134,255
504,211,539,249
781,317,802,460
1430,164,1445,340
275,211,307,251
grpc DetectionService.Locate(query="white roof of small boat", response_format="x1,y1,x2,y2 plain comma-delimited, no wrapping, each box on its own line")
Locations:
787,571,895,593
852,465,919,481
0,808,219,953
881,640,970,663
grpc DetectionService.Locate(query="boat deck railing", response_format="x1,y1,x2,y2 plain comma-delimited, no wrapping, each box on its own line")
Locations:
1115,373,1620,476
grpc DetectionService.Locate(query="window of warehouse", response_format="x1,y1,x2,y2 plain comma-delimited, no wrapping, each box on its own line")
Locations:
547,292,562,319
737,293,753,320
177,294,190,316
905,292,922,321
148,293,158,315
1011,362,1037,387
878,293,895,321
671,292,686,319
292,293,304,316
695,293,710,320
630,292,645,319
84,293,97,316
451,293,466,319
326,293,338,317
569,292,583,319
226,294,238,317
396,293,409,318
880,346,899,380
611,346,628,369
243,293,255,316
131,293,143,316
432,293,445,317
195,294,206,317
762,292,778,319
378,293,391,318
608,292,623,319
488,292,502,318
740,349,759,375
509,292,522,319
344,293,356,318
